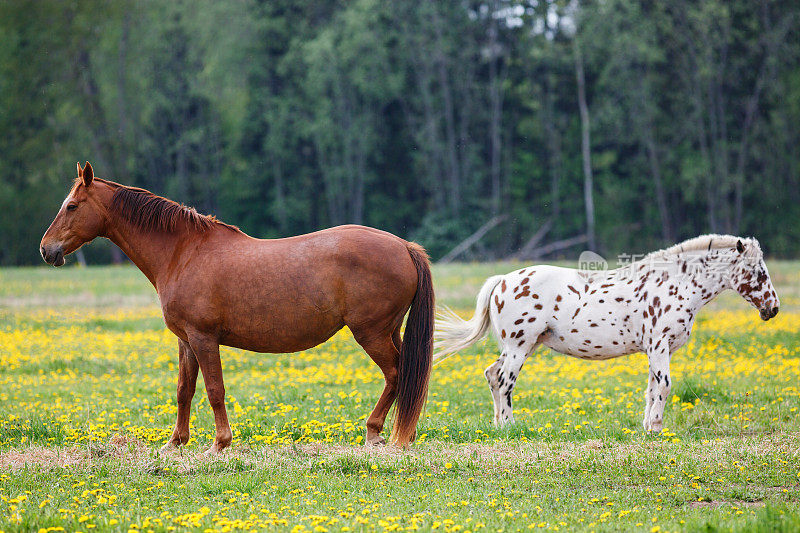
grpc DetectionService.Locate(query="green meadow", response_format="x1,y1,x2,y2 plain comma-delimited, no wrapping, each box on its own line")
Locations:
0,263,799,532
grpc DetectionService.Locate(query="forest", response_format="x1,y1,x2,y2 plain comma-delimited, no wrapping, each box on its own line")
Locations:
1,0,799,265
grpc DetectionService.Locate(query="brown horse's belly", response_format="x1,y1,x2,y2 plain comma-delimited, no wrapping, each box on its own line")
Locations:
217,312,346,354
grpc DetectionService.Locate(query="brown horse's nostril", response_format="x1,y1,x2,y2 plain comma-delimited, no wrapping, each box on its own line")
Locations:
772,306,779,318
40,244,65,266
53,248,65,267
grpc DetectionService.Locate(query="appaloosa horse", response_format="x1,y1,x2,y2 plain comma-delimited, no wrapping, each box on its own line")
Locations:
41,162,433,453
435,235,779,432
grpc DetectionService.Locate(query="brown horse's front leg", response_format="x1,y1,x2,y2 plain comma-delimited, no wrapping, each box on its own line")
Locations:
188,334,233,455
161,340,199,453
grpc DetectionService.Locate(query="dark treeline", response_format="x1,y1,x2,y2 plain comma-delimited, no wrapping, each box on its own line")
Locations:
2,0,799,265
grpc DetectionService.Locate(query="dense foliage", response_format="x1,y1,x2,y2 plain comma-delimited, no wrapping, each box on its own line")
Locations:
1,0,799,265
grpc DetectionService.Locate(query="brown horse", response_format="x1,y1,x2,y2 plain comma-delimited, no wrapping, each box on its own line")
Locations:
40,162,433,454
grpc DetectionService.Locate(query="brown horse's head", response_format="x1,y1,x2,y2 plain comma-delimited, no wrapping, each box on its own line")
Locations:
40,162,110,266
728,238,780,321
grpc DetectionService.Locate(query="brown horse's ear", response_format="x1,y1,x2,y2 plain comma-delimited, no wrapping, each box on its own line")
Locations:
82,162,94,186
77,162,83,178
736,240,745,254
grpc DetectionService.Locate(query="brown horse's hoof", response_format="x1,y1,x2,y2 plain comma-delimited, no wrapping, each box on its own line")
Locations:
365,435,387,447
159,441,179,455
203,446,218,457
203,443,229,457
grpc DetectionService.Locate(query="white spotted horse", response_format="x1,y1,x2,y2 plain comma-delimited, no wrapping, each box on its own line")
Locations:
434,235,780,432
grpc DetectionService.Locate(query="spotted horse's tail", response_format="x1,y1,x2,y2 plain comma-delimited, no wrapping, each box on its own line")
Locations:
433,275,504,363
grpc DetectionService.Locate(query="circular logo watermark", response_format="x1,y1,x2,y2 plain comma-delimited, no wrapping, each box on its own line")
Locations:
578,250,608,272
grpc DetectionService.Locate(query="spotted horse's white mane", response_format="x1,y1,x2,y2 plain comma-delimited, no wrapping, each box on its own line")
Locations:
643,234,762,261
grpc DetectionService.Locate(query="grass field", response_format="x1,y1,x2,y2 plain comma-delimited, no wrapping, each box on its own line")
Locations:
1,262,799,532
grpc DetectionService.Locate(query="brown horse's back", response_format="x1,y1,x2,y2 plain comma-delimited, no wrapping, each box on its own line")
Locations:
159,225,417,353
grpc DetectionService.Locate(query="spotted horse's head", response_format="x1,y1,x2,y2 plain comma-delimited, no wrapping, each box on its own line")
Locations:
727,238,780,321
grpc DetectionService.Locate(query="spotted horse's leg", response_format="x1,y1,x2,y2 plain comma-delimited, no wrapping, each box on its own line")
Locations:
644,342,671,432
491,340,541,427
484,352,507,426
642,376,655,431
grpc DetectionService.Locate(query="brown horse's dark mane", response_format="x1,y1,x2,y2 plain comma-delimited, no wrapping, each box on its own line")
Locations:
85,178,240,234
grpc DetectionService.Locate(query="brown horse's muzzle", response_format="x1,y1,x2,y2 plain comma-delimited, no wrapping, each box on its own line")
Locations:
40,243,65,267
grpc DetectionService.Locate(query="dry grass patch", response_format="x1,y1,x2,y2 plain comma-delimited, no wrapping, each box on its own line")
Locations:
689,500,766,509
0,293,156,309
4,431,798,476
0,446,87,470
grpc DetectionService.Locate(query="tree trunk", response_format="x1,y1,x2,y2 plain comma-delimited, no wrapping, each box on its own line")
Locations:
638,80,672,242
644,133,671,242
353,110,367,225
116,7,130,176
574,41,596,252
696,90,717,232
75,44,113,174
315,136,343,226
414,52,447,211
733,10,792,231
111,13,128,267
543,78,561,227
488,0,503,216
272,157,287,232
674,5,718,232
432,6,461,214
541,10,562,231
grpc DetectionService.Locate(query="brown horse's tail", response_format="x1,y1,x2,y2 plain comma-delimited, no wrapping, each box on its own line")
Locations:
391,242,434,447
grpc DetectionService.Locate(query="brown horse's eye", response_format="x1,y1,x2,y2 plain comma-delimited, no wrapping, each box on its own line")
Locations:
66,204,77,211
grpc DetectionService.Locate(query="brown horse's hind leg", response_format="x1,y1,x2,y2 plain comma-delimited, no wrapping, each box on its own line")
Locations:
356,329,401,446
188,334,233,455
161,339,200,453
